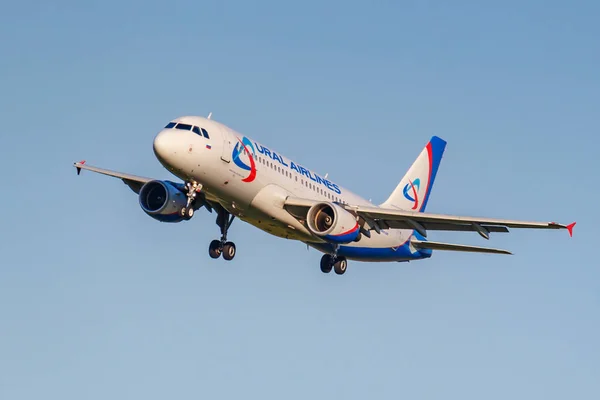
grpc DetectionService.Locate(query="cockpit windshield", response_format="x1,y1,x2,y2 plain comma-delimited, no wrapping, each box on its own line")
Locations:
175,123,192,131
164,122,210,139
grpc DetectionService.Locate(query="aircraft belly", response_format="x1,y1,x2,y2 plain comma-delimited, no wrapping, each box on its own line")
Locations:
242,216,311,240
308,229,429,262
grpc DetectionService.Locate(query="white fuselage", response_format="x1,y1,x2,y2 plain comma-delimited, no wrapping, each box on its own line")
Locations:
153,116,422,262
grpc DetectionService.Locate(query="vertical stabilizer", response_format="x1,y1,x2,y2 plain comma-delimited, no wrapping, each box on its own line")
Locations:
380,136,447,212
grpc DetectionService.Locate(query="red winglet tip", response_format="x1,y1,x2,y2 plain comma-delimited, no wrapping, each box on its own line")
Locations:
75,160,86,175
566,222,576,237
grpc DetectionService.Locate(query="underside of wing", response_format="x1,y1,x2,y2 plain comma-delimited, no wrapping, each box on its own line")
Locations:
354,204,575,239
283,197,575,240
74,161,153,194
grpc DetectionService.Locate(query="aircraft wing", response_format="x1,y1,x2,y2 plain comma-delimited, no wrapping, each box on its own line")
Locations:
284,197,576,239
73,161,153,194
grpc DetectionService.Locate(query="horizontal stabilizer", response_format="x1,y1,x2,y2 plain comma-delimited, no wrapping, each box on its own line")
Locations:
411,239,512,255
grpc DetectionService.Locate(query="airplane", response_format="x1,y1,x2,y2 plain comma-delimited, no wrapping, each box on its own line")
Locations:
73,115,576,275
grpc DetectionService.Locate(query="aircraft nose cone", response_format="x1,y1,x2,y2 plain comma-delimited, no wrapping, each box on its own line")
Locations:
153,130,170,160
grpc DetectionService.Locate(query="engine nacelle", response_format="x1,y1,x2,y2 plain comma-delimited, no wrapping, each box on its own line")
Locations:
138,180,187,222
306,202,361,243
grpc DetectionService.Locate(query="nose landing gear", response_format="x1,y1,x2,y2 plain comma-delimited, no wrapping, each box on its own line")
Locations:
180,181,202,220
208,206,237,261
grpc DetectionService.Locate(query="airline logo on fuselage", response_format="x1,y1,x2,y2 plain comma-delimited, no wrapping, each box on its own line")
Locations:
232,136,341,194
232,137,257,182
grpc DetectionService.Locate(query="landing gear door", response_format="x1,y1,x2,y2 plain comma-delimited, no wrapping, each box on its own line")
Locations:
220,127,232,163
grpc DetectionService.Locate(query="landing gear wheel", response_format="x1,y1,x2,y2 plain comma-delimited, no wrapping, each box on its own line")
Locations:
320,254,333,273
209,205,236,261
180,207,194,220
181,181,202,220
209,240,222,259
222,242,236,261
186,207,194,219
334,257,348,275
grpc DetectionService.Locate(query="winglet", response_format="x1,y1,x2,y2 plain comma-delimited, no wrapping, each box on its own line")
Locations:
566,222,576,237
75,160,86,175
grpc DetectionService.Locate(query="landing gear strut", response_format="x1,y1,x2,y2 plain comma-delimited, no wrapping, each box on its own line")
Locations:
180,181,202,220
320,246,348,275
208,206,236,261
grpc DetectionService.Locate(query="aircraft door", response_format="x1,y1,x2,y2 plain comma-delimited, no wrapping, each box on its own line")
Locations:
220,126,232,163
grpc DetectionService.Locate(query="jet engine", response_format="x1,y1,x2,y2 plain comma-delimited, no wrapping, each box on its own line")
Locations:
138,180,187,222
306,202,361,243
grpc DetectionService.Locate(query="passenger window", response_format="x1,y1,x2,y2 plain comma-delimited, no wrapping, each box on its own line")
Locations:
201,128,210,139
165,122,176,128
175,123,192,131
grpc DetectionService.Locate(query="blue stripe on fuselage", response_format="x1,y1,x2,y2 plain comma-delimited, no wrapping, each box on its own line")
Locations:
309,231,432,262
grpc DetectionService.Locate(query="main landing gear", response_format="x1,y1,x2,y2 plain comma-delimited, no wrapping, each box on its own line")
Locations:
208,206,236,261
320,246,348,275
180,181,202,220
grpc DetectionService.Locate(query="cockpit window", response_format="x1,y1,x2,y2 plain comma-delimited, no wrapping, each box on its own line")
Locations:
175,123,192,131
167,122,210,139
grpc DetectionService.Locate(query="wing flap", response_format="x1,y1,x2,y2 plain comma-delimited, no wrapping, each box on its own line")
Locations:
411,239,512,255
379,220,510,233
355,205,573,233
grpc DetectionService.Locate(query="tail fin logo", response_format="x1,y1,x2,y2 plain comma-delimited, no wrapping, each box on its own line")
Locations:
402,178,421,210
232,137,257,183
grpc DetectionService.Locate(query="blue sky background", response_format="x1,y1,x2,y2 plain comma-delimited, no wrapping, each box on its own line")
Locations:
1,1,598,398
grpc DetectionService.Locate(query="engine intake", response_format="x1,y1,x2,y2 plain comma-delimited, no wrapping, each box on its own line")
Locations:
306,202,361,244
139,180,187,222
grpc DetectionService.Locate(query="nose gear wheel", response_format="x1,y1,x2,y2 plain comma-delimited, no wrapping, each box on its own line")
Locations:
180,181,202,220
